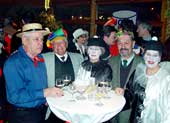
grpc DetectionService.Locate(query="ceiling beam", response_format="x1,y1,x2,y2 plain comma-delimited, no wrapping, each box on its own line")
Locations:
52,0,162,6
96,0,162,5
0,0,44,7
52,0,90,6
0,0,162,7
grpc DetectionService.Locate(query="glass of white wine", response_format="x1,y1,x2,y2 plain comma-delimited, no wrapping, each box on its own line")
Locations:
105,82,112,99
76,85,88,100
62,74,72,86
98,81,108,94
95,81,109,106
68,84,76,102
106,82,112,92
55,78,65,89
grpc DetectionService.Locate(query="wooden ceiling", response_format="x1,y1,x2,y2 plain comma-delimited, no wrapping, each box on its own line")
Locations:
52,0,162,6
0,0,162,7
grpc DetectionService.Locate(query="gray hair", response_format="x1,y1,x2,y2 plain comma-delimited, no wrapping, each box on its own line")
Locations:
86,46,105,55
138,21,152,33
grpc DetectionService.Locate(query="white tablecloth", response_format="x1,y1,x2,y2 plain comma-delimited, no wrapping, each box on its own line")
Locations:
46,90,125,123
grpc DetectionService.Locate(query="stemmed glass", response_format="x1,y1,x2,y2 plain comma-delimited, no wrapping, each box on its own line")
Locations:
76,86,88,100
106,82,112,92
98,81,108,93
55,78,65,89
62,74,72,86
95,81,108,106
68,84,76,102
105,82,112,99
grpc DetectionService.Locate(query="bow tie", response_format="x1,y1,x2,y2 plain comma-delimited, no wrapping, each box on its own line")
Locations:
33,56,44,67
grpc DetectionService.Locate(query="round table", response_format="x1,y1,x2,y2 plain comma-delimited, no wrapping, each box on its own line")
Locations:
46,90,125,123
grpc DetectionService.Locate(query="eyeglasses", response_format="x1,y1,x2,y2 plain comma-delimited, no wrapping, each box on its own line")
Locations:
29,37,44,43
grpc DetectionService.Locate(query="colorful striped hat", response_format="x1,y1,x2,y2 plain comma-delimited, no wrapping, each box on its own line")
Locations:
46,28,68,48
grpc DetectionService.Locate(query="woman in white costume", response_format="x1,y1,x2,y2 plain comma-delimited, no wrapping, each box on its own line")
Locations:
121,41,170,123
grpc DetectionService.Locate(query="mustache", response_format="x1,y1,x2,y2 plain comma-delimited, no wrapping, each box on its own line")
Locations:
120,48,129,52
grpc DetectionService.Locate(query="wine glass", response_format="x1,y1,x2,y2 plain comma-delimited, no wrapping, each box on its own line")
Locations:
106,82,112,92
95,81,108,106
55,78,65,89
105,82,112,99
62,74,72,86
68,84,76,102
98,81,108,94
76,85,87,100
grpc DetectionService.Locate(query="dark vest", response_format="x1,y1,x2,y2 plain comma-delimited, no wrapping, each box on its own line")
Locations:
55,55,75,81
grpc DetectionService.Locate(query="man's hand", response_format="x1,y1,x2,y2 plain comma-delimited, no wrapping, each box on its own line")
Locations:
44,87,64,97
115,87,124,95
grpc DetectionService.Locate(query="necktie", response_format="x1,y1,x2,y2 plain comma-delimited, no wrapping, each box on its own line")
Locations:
123,60,128,67
33,56,44,67
61,56,65,62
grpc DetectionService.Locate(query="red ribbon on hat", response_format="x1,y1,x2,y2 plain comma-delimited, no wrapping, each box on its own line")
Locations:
33,56,44,67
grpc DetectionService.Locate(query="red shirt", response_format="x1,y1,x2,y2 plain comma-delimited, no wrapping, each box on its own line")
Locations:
109,42,119,56
4,33,12,55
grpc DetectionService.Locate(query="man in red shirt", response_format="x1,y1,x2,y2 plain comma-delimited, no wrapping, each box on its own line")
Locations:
102,25,119,60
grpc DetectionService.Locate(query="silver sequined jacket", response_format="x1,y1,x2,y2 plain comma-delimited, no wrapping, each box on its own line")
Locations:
128,62,170,123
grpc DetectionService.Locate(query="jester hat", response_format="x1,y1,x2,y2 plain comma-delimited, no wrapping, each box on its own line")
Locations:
46,28,68,48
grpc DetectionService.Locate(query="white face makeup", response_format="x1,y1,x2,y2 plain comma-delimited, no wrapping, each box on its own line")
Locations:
144,50,161,68
87,46,102,62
